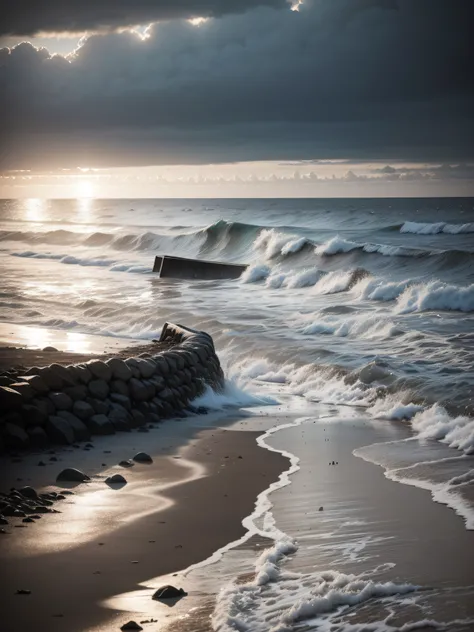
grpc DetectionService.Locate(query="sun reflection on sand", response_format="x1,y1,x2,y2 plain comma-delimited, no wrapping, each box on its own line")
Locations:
7,456,205,556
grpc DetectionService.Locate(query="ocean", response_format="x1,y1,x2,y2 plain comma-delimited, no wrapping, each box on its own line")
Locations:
1,197,474,630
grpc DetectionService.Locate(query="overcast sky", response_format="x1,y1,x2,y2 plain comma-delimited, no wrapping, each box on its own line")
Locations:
1,0,473,197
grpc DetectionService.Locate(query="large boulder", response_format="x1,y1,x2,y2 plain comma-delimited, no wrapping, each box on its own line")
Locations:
106,358,132,381
0,386,24,412
152,586,187,600
152,355,169,376
110,379,129,396
108,404,131,431
157,387,175,403
37,367,64,390
136,359,156,379
110,393,132,411
21,404,48,427
149,376,165,392
17,374,49,394
87,414,115,435
49,363,77,386
33,397,55,416
57,411,90,441
133,452,153,463
63,385,88,401
128,378,149,402
86,360,112,382
49,392,73,411
88,379,109,400
74,365,93,385
85,397,110,415
3,423,30,449
27,426,49,448
72,400,95,421
125,359,141,379
9,381,36,401
105,474,127,485
56,468,90,483
46,416,75,444
130,410,146,427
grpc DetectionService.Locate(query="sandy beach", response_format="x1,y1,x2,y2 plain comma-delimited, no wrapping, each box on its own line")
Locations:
0,379,289,632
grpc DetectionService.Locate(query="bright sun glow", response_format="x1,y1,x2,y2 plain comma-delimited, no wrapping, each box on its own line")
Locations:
24,197,46,222
188,17,209,26
291,0,304,10
75,179,94,198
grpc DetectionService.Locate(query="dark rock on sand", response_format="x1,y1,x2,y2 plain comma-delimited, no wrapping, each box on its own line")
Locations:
18,374,49,394
105,474,127,485
87,360,112,382
0,386,23,411
133,452,153,463
152,585,187,600
19,486,38,500
57,411,90,441
3,423,30,449
88,379,110,400
56,468,90,483
119,460,134,468
9,382,35,401
87,414,115,435
107,358,132,381
121,622,143,631
49,392,73,411
46,416,75,444
21,404,48,426
73,400,95,421
28,426,49,447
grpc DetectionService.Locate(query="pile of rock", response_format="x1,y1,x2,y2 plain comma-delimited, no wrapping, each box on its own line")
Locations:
0,485,73,526
0,323,224,452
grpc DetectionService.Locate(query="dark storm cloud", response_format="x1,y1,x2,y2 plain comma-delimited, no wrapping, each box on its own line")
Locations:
1,0,473,170
0,0,287,36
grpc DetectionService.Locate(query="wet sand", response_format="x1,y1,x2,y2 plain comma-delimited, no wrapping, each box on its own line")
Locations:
0,322,176,371
0,417,289,632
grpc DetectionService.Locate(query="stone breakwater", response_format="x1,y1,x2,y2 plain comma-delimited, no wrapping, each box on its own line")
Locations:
0,323,224,453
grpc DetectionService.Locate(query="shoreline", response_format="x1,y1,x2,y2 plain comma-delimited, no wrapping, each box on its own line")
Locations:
0,416,290,632
0,322,171,373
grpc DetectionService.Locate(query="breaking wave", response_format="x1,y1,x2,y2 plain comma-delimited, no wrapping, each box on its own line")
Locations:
401,221,474,234
12,251,151,273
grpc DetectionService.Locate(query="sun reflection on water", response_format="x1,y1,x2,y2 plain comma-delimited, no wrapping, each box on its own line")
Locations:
24,197,47,222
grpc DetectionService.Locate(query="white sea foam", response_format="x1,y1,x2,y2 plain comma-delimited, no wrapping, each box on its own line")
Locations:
315,235,359,255
212,551,419,632
449,469,474,486
401,221,474,234
285,267,322,288
314,236,417,258
367,398,424,420
12,250,151,273
396,280,474,313
313,269,358,294
254,229,307,259
302,313,396,340
192,379,278,410
281,236,308,255
410,404,474,454
240,263,271,283
353,277,413,301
